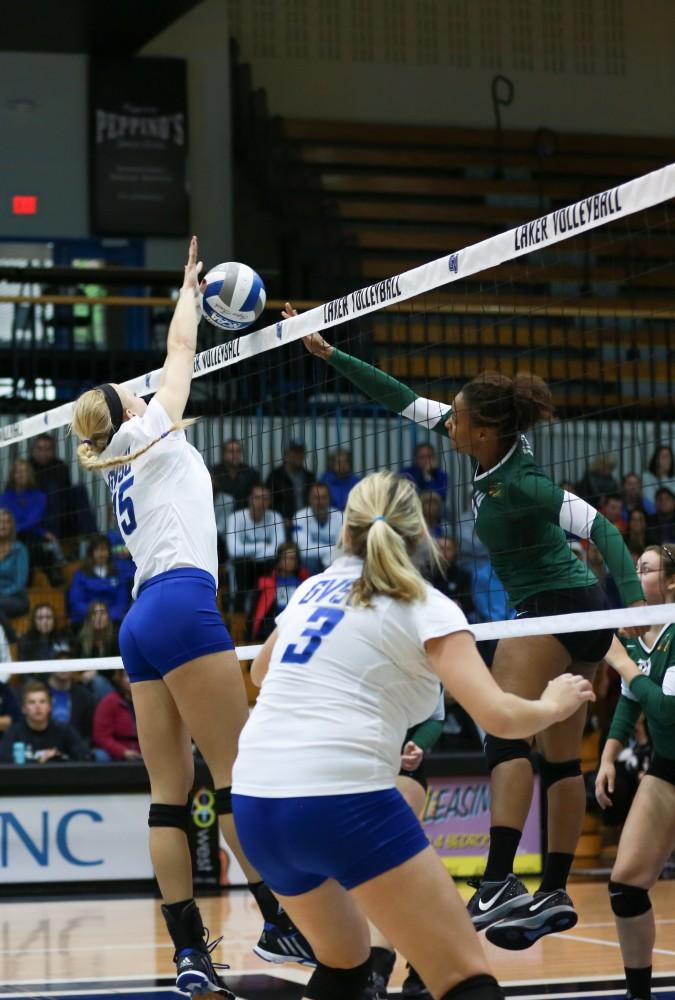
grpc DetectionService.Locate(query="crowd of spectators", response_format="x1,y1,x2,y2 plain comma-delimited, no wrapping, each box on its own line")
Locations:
0,431,672,769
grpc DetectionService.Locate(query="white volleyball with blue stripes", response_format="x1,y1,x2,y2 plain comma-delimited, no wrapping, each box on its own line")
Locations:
201,262,266,331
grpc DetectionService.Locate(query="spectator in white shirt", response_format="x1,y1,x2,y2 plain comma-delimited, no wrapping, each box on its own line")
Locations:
292,482,343,575
226,485,285,612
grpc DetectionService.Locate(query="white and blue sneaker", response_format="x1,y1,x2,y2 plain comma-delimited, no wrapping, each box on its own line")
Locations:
467,873,533,931
175,945,234,997
485,888,577,950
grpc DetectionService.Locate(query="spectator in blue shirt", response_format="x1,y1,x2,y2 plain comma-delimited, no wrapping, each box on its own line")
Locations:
320,448,360,511
67,535,130,625
0,508,29,620
400,441,448,504
0,459,66,586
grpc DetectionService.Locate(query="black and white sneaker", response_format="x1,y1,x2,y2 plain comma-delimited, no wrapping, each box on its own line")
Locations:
401,964,432,999
485,888,577,950
466,874,533,931
253,921,316,966
175,947,234,997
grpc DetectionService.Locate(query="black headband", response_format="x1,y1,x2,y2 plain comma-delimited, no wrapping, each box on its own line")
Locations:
97,384,124,442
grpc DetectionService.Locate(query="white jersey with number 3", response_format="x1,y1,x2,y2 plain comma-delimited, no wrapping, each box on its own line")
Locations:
101,397,218,598
232,554,472,797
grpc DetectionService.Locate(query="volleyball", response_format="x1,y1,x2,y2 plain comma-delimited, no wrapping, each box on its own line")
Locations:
201,261,266,331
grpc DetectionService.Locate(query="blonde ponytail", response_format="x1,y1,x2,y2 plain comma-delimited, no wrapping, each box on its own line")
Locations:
344,471,437,607
71,388,197,473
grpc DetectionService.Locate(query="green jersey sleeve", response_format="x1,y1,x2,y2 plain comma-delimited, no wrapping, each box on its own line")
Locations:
407,717,444,751
328,348,451,435
629,674,675,728
607,693,642,745
509,474,644,606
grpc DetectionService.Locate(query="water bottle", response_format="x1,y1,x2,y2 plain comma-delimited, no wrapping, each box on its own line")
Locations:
12,742,26,765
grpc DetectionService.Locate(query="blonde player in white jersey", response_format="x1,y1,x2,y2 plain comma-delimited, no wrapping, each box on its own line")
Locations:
70,237,313,998
231,471,595,1000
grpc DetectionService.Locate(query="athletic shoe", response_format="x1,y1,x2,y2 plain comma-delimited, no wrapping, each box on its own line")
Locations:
162,900,234,998
485,888,578,950
174,946,234,997
401,964,432,999
361,969,390,999
253,921,316,966
466,873,533,931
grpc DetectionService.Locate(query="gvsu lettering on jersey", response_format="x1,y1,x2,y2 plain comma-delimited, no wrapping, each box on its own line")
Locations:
106,453,132,492
298,577,353,606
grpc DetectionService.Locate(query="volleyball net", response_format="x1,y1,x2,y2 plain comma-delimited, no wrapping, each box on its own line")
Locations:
0,162,674,677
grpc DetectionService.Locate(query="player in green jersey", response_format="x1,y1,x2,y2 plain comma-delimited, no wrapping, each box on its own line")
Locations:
291,304,645,950
595,544,675,1000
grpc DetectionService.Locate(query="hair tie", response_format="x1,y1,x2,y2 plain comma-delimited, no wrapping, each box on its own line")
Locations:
372,515,387,524
82,438,93,446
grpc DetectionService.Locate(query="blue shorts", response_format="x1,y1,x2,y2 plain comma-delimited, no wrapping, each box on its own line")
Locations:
231,788,429,896
119,568,235,683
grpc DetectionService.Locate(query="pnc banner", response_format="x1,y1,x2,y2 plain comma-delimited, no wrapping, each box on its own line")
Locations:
0,792,247,886
421,775,542,877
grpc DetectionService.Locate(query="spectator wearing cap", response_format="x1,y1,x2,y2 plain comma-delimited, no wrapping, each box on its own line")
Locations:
292,483,343,575
210,438,260,510
642,445,674,506
266,440,314,524
646,486,675,544
400,442,448,505
320,448,360,511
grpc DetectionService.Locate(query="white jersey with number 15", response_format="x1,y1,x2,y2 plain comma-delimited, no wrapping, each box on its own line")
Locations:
100,397,218,598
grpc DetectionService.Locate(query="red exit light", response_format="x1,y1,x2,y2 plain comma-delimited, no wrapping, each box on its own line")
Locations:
12,195,38,215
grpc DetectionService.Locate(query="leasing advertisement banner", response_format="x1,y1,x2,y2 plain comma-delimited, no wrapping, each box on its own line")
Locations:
421,775,542,876
89,57,189,236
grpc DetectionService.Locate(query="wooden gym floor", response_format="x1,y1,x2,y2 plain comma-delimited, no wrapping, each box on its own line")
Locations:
1,879,675,1000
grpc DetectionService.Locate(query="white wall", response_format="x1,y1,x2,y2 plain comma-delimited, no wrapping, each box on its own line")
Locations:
228,0,675,135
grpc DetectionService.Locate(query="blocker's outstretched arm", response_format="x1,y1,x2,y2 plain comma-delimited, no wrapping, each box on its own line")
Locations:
156,236,203,423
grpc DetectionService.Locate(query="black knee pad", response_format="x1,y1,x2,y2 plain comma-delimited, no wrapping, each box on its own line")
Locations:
148,801,191,833
215,786,232,815
303,958,371,1000
441,973,504,1000
484,735,532,774
608,881,652,918
539,757,581,792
